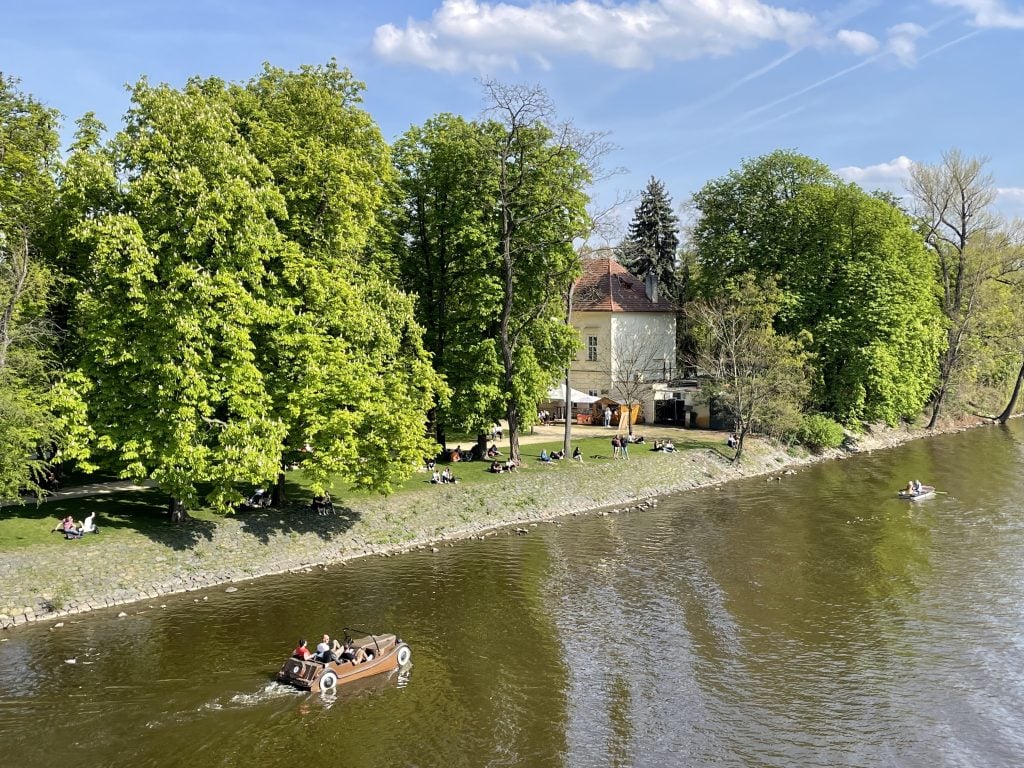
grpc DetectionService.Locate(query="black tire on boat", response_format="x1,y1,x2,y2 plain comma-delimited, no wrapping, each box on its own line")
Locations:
396,643,411,667
319,671,338,690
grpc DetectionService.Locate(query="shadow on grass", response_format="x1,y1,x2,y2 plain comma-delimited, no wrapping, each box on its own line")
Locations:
234,503,362,545
8,488,219,551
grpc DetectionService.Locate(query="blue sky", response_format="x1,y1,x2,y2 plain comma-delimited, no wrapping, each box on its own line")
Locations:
5,0,1024,238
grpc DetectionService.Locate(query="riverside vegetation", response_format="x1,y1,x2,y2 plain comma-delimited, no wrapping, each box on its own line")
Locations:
2,62,1023,613
0,418,990,630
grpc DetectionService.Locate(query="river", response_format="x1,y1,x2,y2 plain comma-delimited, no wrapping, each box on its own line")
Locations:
2,421,1023,767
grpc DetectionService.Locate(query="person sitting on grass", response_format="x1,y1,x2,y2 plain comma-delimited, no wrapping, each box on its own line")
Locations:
61,517,83,539
539,449,550,463
551,449,564,460
486,444,500,459
431,470,441,484
503,458,519,472
79,511,99,534
572,447,583,463
426,458,436,471
490,460,504,473
53,515,74,533
441,467,456,484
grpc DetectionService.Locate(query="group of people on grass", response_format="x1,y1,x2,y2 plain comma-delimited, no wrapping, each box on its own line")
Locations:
52,512,99,539
293,633,371,665
538,447,583,463
489,457,520,473
652,438,675,452
431,467,457,484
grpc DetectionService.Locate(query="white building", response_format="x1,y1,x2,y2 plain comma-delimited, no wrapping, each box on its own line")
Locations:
569,257,677,424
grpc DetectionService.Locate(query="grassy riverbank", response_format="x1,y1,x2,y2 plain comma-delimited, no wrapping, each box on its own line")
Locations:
0,420,986,629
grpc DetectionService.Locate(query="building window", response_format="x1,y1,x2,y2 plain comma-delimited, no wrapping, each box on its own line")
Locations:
588,390,598,397
587,336,598,361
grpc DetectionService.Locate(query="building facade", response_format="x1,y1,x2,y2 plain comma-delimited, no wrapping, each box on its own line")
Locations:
570,257,677,424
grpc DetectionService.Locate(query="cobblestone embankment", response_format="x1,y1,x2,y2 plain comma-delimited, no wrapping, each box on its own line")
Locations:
0,421,981,630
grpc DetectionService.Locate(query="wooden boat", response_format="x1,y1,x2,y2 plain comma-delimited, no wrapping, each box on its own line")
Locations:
897,485,935,501
277,631,411,693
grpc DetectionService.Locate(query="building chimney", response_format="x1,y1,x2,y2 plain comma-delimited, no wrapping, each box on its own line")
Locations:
645,273,658,304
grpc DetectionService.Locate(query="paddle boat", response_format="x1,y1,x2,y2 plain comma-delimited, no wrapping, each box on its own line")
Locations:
897,483,936,501
277,630,411,693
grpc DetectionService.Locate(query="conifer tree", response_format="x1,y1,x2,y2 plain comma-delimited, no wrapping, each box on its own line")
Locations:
620,176,680,293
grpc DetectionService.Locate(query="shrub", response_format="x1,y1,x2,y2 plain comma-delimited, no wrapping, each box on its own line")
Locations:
798,414,845,452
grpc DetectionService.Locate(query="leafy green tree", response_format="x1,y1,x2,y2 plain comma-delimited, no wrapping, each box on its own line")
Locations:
689,150,835,296
483,81,602,461
619,176,679,294
0,74,89,499
68,65,444,518
392,114,504,448
684,277,809,462
689,150,945,425
787,183,945,424
230,62,445,498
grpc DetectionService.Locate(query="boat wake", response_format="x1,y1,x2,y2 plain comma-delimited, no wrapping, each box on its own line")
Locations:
204,681,301,711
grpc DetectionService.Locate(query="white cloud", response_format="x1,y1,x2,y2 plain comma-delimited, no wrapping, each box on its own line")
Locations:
934,0,1024,29
373,0,822,72
836,28,879,55
886,22,927,65
836,156,915,193
996,187,1024,217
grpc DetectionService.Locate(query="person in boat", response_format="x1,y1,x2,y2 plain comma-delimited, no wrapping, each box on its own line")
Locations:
315,634,334,662
912,479,922,493
339,639,369,664
293,639,313,660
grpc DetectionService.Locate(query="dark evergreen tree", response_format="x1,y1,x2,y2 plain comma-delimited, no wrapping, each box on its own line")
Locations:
620,176,680,293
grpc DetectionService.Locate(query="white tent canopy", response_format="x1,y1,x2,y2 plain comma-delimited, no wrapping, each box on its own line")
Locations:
546,386,600,404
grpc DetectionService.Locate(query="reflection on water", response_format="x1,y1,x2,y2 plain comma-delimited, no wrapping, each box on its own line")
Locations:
1,422,1023,767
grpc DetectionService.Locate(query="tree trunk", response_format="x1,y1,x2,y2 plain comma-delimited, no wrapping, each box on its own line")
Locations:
506,402,521,462
926,386,946,429
997,352,1024,424
271,471,287,507
476,432,488,460
563,373,573,457
167,497,189,524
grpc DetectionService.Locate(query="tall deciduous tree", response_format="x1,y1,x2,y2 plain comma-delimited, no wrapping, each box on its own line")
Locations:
907,150,1001,428
483,81,603,461
0,74,88,499
690,151,945,425
231,62,445,499
619,176,679,294
392,114,503,448
68,65,443,518
685,277,809,462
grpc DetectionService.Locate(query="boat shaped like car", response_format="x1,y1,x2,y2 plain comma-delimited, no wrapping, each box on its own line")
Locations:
278,632,411,693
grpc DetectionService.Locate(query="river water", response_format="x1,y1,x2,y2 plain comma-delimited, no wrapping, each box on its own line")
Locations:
2,422,1023,767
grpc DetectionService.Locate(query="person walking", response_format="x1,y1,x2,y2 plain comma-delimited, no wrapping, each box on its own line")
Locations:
603,406,612,427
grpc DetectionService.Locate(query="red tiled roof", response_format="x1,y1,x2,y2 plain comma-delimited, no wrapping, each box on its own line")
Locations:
572,257,677,313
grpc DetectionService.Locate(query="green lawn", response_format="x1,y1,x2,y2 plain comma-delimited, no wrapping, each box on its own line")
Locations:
1,430,731,552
